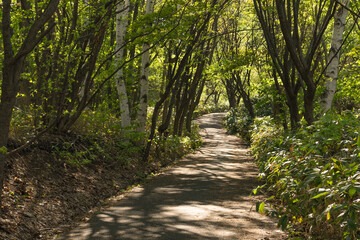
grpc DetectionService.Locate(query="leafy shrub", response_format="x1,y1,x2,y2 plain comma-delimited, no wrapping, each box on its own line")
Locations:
224,107,253,142
252,95,273,117
152,123,203,163
224,96,274,143
251,111,360,239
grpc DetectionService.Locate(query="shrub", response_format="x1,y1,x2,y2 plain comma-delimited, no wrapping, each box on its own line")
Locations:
251,111,360,239
224,107,253,142
151,123,203,164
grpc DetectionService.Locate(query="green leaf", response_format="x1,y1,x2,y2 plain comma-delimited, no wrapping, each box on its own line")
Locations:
279,215,288,230
332,158,343,170
349,187,356,197
347,219,357,231
351,204,360,210
0,146,7,155
259,202,265,215
312,191,330,199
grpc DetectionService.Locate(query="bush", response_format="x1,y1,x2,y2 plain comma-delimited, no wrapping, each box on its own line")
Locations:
224,96,274,143
251,111,360,239
224,107,253,142
151,123,203,164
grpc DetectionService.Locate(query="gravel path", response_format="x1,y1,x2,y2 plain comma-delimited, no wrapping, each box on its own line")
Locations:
58,113,285,240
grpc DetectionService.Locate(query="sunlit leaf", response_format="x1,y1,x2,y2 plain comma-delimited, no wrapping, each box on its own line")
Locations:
312,191,330,199
259,202,265,215
349,187,356,198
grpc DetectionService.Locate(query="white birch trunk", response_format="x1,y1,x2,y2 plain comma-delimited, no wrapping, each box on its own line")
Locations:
115,0,131,128
320,0,349,112
137,0,155,133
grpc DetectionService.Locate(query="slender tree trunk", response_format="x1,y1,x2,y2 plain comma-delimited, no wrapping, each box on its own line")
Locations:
186,79,205,133
173,69,189,136
143,43,195,162
115,0,131,128
161,47,172,129
320,0,349,112
137,0,155,133
303,81,316,125
143,1,217,161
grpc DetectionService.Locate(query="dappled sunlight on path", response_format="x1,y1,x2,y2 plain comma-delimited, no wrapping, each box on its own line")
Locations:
58,113,285,240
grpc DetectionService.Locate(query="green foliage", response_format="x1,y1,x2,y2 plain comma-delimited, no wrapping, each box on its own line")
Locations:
251,111,360,239
224,107,253,142
224,98,273,143
9,107,39,140
151,123,203,163
336,40,360,111
53,142,94,166
0,146,7,155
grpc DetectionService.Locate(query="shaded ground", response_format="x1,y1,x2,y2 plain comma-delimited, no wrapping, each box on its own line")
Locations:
58,113,286,240
0,129,177,239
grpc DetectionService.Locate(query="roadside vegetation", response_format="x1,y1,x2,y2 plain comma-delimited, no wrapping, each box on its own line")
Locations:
225,107,360,239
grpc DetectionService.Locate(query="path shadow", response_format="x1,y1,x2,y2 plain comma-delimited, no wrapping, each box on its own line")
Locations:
58,113,284,240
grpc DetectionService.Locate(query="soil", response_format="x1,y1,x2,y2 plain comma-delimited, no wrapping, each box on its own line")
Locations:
55,113,287,239
0,130,170,239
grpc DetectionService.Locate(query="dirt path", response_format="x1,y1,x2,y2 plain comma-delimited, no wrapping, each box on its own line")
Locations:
58,113,285,240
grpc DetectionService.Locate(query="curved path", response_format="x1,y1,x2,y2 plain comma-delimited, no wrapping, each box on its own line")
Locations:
59,113,285,240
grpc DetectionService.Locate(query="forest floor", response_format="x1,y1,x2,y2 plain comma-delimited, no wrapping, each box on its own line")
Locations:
1,129,176,239
56,113,287,240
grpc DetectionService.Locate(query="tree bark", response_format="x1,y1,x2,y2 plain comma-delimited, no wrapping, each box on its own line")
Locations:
137,0,155,133
320,0,349,112
115,0,131,128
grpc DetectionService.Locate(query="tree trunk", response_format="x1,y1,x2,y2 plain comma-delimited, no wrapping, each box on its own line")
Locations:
137,0,155,133
304,82,316,125
173,68,190,136
115,0,131,128
320,0,349,112
143,43,196,162
186,79,205,133
0,0,59,206
0,61,25,205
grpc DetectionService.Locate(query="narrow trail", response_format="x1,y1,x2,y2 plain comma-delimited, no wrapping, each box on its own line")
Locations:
58,113,285,240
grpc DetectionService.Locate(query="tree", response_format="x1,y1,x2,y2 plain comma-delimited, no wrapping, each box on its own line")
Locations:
143,0,230,161
253,0,301,129
137,0,155,133
320,0,350,112
254,0,337,127
115,0,131,128
0,0,60,206
274,0,336,125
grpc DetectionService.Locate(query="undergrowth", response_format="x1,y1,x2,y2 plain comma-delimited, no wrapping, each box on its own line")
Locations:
9,107,202,168
225,109,360,239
